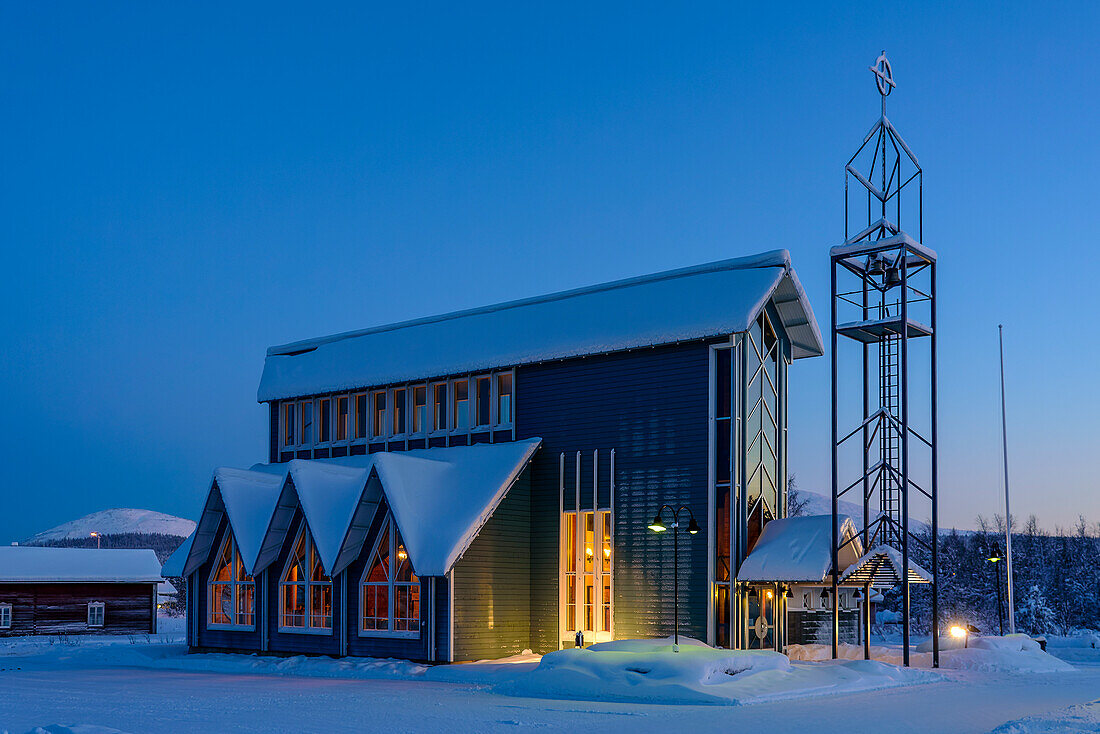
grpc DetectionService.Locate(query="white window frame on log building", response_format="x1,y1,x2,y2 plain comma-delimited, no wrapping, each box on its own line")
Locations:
87,601,105,627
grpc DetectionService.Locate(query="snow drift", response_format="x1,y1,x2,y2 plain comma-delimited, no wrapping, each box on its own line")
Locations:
496,637,935,705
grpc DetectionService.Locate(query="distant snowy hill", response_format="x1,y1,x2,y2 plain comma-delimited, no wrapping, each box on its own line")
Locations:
795,490,931,535
24,508,196,545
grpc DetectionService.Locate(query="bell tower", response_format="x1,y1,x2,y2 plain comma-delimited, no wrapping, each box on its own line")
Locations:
829,53,940,667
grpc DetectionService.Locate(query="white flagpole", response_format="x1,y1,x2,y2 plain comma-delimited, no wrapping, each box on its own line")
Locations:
999,325,1016,634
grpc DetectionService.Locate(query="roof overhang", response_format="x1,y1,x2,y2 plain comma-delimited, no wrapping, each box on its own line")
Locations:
838,544,932,587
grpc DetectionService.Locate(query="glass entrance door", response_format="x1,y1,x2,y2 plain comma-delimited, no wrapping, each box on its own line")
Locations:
746,585,777,650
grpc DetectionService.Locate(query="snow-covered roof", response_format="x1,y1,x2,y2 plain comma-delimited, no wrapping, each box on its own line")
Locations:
186,440,541,579
184,468,285,577
372,439,541,576
838,544,932,587
736,515,862,583
0,547,163,583
257,250,823,401
160,532,194,577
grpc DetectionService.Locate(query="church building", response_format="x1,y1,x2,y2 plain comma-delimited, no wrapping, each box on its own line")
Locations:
173,249,828,660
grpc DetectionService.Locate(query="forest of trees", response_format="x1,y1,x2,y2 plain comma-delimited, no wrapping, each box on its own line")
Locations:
903,514,1100,637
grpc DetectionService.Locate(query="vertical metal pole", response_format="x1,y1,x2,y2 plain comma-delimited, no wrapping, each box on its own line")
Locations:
673,520,679,647
862,269,870,551
575,452,582,642
610,449,615,640
558,452,564,650
900,253,911,667
931,262,940,667
593,450,599,635
830,257,840,659
863,582,871,660
999,325,1016,634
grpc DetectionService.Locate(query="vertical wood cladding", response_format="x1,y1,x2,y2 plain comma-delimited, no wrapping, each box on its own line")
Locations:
269,402,279,464
517,342,711,652
0,582,155,636
453,472,531,661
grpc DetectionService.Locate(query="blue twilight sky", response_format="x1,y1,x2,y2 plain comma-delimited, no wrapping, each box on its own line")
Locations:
1,2,1097,543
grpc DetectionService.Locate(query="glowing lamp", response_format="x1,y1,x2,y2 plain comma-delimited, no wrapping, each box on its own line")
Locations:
648,515,667,533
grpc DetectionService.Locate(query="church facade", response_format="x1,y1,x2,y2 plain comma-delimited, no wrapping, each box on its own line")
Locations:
171,249,825,660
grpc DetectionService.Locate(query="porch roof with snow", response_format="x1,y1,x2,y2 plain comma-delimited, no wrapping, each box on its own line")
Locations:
0,547,163,584
838,544,932,587
736,515,863,583
257,249,823,402
183,440,541,579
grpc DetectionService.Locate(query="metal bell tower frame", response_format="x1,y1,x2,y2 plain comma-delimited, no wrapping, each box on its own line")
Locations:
829,53,939,668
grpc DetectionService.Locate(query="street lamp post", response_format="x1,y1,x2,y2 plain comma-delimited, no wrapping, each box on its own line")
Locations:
987,554,1005,636
90,532,100,549
648,504,700,651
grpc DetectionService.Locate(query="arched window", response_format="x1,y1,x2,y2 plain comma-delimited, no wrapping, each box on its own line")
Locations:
208,533,255,628
280,527,332,631
360,515,419,635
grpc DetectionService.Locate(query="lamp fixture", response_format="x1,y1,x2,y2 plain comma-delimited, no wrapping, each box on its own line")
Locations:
648,515,667,533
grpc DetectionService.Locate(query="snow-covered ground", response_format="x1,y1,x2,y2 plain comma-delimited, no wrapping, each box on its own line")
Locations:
2,619,1099,733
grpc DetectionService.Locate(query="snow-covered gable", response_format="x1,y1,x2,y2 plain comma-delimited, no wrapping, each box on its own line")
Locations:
184,468,284,577
185,440,543,580
258,250,823,401
372,439,541,577
0,547,162,583
284,460,373,575
737,515,862,583
160,531,194,577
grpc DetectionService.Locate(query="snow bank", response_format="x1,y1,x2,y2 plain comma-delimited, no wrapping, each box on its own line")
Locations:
990,699,1100,733
795,635,1073,673
495,637,935,705
1043,632,1100,649
23,726,133,734
939,635,1074,673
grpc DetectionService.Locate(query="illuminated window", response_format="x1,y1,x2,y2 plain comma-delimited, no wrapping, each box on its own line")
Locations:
87,601,105,627
354,393,368,440
208,533,255,628
361,515,420,634
0,603,11,629
475,376,491,427
280,529,332,631
392,388,407,435
561,510,612,639
283,403,296,447
412,386,427,434
496,373,513,425
432,384,447,432
452,380,469,430
318,398,332,443
336,396,349,441
300,401,313,445
372,391,387,439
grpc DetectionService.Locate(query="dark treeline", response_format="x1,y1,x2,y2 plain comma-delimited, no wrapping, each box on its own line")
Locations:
28,532,187,564
901,514,1100,636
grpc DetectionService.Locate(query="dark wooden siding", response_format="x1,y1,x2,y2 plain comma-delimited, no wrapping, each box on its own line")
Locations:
517,342,711,652
453,472,531,661
0,582,155,636
788,610,859,646
269,402,280,464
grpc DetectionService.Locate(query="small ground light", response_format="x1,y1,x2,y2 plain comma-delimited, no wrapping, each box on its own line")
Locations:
949,625,970,648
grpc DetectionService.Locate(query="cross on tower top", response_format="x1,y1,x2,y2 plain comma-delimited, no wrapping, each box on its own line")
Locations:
869,51,895,97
